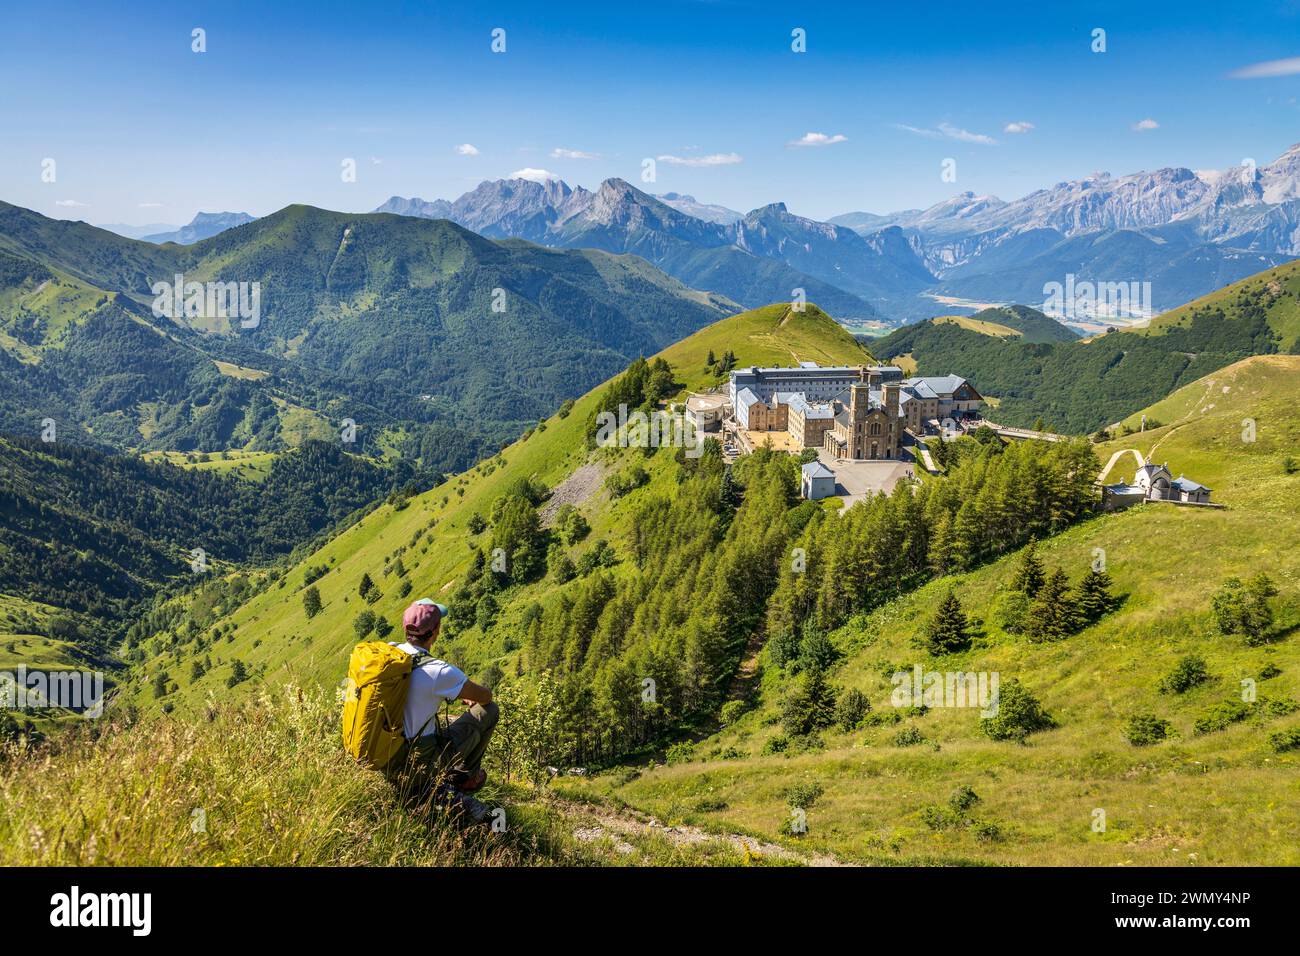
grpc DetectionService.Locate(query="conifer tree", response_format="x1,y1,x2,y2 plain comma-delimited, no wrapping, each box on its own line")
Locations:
1074,568,1115,624
1011,539,1046,597
1025,567,1077,641
926,590,973,654
928,510,954,576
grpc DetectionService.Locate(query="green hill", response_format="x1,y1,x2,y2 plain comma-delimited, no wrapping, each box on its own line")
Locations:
115,303,872,712
1128,258,1300,352
0,200,736,464
0,436,433,667
873,262,1298,434
548,354,1300,865
964,305,1078,343
10,305,1298,867
927,305,1077,345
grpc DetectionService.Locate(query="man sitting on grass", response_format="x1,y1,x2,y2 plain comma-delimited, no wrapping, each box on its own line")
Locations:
396,599,498,800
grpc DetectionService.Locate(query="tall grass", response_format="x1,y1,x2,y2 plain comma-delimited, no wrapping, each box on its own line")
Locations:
0,686,524,866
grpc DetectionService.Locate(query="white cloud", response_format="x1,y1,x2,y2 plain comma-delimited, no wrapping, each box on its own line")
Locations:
455,143,480,156
787,132,848,148
551,147,600,160
1229,57,1300,79
1132,118,1160,132
938,122,997,145
1003,121,1035,134
893,122,997,145
656,152,743,167
509,167,558,183
370,157,383,165
55,199,88,207
138,202,164,208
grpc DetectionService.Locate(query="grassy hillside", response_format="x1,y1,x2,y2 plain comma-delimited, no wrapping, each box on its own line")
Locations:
966,305,1078,343
932,314,1021,338
552,355,1300,865
15,309,1297,867
117,303,872,712
1131,257,1300,351
875,261,1298,433
928,305,1077,344
0,200,735,462
0,436,434,669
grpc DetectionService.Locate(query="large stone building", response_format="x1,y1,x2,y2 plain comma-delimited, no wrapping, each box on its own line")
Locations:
824,378,903,460
727,362,980,462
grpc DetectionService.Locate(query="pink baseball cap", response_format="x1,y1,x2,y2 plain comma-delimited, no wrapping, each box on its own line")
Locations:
403,599,448,637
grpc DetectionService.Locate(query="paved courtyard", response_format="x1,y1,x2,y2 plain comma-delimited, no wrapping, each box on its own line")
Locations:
816,447,917,504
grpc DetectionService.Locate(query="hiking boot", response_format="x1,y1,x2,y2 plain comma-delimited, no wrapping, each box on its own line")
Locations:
461,795,490,825
457,768,487,793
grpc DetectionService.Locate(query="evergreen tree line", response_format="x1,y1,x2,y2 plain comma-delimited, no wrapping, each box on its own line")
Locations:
477,434,1101,768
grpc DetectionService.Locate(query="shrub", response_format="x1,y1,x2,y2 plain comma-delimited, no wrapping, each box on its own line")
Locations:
990,589,1031,635
1124,713,1172,746
783,781,824,809
605,465,649,498
920,805,960,830
466,513,487,535
768,629,802,668
693,797,727,813
1268,728,1300,753
1257,696,1299,719
892,726,925,747
1194,700,1252,735
981,678,1055,742
302,585,322,619
1159,655,1210,694
1212,574,1278,645
761,734,789,755
972,821,1003,843
1259,663,1282,680
664,742,694,765
949,785,981,814
719,700,749,726
835,688,870,731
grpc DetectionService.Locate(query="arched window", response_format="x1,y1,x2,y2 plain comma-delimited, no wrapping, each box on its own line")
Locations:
870,421,881,436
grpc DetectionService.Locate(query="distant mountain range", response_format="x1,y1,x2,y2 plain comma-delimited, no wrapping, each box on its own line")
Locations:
142,212,256,244
99,212,257,244
377,144,1300,328
375,179,926,321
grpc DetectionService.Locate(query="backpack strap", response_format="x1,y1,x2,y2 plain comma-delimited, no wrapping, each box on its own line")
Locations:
405,648,445,740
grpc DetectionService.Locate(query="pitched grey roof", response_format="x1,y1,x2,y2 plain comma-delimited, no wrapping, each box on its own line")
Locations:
801,461,834,479
1172,476,1210,492
903,375,968,398
736,387,761,410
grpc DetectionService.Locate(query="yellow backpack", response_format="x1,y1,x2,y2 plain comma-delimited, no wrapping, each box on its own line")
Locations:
341,642,427,771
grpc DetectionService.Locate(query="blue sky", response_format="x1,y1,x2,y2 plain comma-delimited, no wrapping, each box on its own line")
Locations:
3,0,1300,225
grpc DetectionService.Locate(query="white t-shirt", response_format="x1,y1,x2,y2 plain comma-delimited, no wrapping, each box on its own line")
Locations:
395,642,468,739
